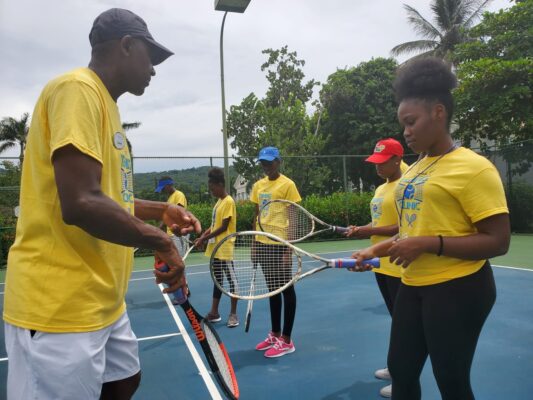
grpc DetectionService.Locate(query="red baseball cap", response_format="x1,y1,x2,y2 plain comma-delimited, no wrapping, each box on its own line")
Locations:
365,138,404,164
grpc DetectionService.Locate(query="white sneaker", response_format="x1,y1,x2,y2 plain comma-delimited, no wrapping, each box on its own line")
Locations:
379,384,392,398
227,313,239,328
375,367,391,380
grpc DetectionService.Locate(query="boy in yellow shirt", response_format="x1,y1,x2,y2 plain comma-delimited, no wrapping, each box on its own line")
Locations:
194,168,238,327
156,176,189,257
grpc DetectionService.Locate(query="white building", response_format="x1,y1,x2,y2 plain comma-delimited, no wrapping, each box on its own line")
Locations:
233,174,250,201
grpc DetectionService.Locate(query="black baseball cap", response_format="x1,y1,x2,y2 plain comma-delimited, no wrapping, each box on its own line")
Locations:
89,8,174,65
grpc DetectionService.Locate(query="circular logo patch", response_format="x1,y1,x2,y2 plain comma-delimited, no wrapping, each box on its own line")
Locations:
113,132,125,149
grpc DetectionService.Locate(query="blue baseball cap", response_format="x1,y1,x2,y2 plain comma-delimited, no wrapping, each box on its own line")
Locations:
257,146,281,162
155,178,173,193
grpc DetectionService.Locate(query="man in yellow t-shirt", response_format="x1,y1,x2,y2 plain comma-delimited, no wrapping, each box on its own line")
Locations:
250,146,302,358
194,167,238,327
156,176,189,257
3,9,200,400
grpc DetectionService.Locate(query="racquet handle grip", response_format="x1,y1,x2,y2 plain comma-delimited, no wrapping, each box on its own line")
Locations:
330,257,380,268
154,261,188,305
333,226,350,234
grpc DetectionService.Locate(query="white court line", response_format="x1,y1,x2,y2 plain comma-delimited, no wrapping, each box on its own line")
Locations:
137,332,181,341
492,264,533,272
157,284,222,400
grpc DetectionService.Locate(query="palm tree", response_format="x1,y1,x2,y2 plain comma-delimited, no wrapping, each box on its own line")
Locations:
391,0,492,62
0,113,30,167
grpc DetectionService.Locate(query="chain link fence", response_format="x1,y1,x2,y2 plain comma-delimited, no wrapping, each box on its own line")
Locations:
1,142,533,264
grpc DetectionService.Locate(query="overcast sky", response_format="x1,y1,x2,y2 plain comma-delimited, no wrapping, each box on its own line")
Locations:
0,0,512,172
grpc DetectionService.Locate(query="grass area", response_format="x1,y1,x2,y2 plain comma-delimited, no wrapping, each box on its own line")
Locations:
492,234,532,269
1,235,531,283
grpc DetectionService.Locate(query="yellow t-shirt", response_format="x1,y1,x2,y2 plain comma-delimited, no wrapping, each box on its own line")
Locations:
370,180,402,278
4,68,134,332
395,147,508,286
205,196,237,260
166,190,187,235
250,174,302,244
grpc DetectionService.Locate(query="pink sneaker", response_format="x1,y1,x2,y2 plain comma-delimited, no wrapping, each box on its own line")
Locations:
255,332,278,351
264,338,295,358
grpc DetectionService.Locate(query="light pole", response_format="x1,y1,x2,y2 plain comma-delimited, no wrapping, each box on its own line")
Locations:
215,0,251,194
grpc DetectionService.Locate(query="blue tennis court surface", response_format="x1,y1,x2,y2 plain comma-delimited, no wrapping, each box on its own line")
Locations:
1,250,532,399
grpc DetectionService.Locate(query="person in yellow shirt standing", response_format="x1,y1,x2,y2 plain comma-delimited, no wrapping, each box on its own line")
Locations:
347,138,405,398
3,9,200,400
194,167,238,327
251,146,302,358
156,176,189,257
352,58,510,400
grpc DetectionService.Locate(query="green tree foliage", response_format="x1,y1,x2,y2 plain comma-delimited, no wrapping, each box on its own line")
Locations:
391,0,492,62
319,58,403,191
227,47,330,196
453,0,533,178
0,161,21,211
261,46,319,108
0,113,30,167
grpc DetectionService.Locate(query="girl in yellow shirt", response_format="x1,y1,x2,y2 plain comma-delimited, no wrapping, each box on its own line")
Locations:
194,168,238,327
347,138,405,398
352,58,510,400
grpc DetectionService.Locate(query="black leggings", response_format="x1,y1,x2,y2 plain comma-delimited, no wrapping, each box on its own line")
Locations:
269,285,297,337
388,262,496,400
255,243,297,338
375,272,401,317
212,259,237,300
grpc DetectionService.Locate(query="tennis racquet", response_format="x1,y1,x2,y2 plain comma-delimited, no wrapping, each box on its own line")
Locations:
156,261,239,400
258,199,350,243
210,231,379,301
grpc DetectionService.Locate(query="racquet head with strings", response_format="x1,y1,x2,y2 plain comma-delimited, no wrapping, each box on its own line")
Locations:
210,231,379,300
257,199,314,242
258,199,350,242
210,231,302,300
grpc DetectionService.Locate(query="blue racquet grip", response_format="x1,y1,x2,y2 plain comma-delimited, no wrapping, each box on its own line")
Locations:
155,262,188,305
330,257,380,268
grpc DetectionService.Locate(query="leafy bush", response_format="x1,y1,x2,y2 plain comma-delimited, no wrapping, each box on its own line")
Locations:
188,193,374,239
0,215,16,267
508,181,533,233
1,193,375,263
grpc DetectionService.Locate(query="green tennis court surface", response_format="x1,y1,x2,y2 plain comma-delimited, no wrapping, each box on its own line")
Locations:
1,235,532,399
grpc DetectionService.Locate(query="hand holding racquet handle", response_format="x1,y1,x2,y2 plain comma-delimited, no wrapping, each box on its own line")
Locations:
332,226,350,234
154,261,188,305
329,257,380,268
